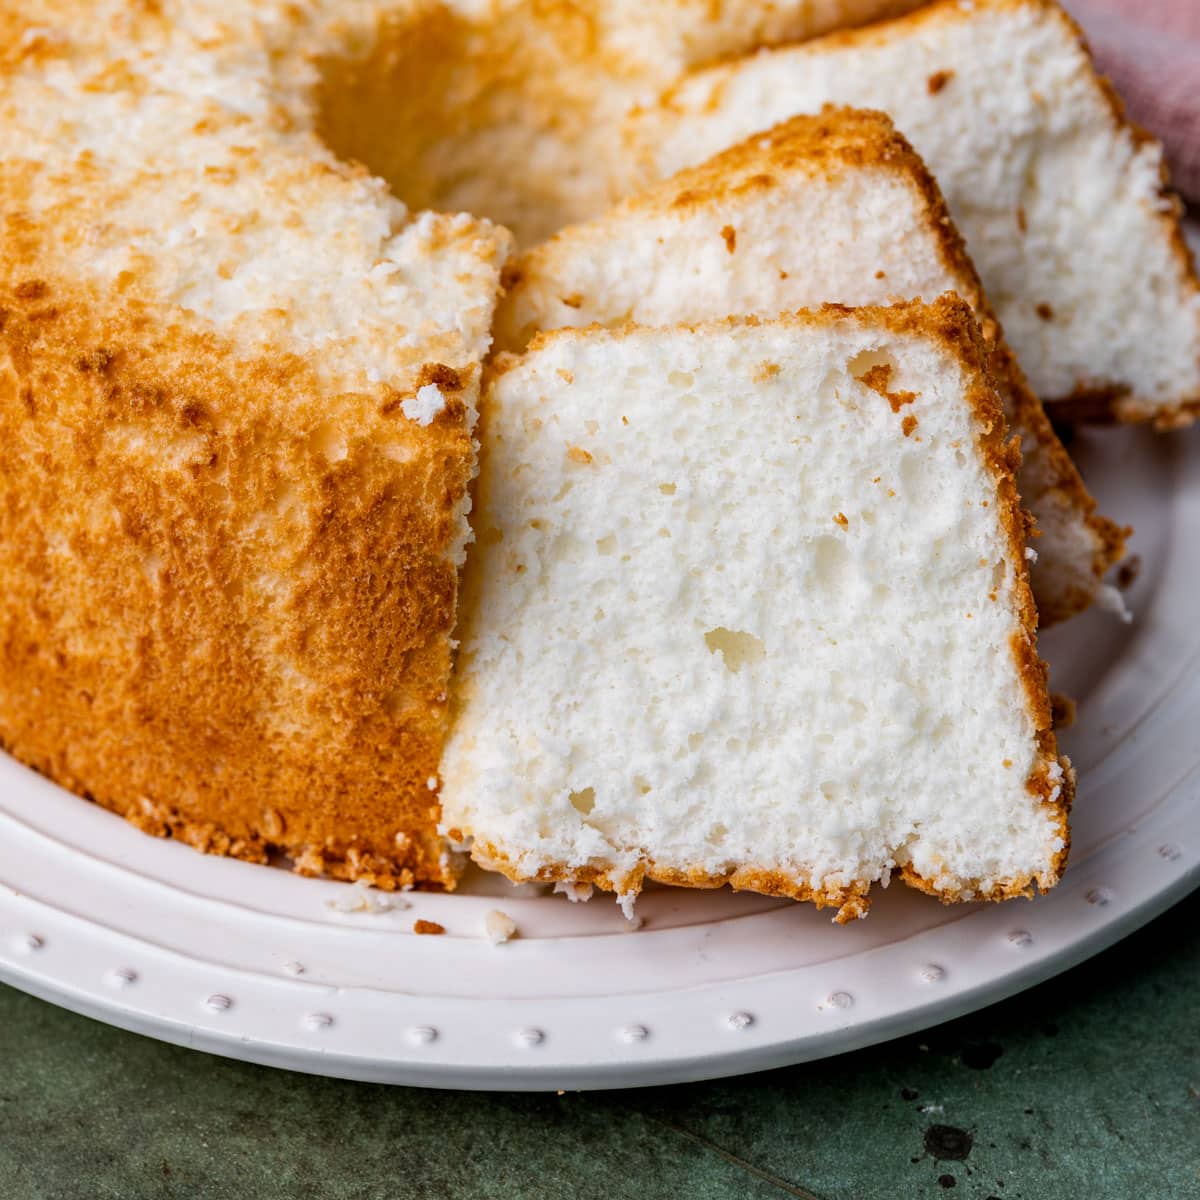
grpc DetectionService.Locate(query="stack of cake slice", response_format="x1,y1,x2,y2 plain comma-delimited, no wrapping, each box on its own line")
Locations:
444,108,1090,921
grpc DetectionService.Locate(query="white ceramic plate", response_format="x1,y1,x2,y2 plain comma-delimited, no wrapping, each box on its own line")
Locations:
3,403,1199,1094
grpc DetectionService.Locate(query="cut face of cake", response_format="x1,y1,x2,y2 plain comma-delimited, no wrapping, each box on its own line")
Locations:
498,108,1126,623
627,0,1200,425
0,1,512,888
441,299,1071,920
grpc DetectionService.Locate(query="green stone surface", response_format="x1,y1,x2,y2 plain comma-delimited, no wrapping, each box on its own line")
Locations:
2,890,1198,1200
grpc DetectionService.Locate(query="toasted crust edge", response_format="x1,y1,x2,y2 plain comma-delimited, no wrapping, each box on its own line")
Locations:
0,268,494,892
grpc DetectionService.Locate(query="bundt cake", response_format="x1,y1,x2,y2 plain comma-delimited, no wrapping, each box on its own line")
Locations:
0,0,1181,900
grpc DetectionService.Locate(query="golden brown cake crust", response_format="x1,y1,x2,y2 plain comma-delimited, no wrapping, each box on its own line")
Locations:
0,0,518,887
0,269,477,888
472,297,1072,919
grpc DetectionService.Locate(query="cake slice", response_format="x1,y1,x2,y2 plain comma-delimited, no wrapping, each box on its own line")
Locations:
441,299,1071,920
626,0,1200,425
498,109,1125,623
0,0,513,888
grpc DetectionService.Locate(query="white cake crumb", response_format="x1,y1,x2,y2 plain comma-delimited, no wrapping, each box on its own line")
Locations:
616,892,639,922
426,776,439,791
325,879,406,914
483,909,518,944
553,881,594,903
401,384,446,427
1024,546,1038,562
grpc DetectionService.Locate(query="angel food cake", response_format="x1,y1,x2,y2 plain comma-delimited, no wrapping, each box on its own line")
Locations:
498,108,1125,624
0,0,1172,902
441,300,1072,919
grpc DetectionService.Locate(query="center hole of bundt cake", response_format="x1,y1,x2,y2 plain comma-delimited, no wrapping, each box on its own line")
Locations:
314,4,630,246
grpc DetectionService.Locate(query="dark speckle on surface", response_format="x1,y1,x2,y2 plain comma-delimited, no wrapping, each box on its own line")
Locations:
3,888,1200,1199
1117,555,1142,590
939,1174,957,1189
924,1125,974,1161
901,1087,920,1101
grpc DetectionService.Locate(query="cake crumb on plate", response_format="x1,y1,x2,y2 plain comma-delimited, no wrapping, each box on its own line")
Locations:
483,909,518,944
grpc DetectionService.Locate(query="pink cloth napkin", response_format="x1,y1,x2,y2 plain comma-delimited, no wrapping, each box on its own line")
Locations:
1064,0,1200,203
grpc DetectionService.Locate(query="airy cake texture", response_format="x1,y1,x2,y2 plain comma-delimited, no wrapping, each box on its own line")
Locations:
497,109,1126,624
0,1,514,887
441,299,1071,920
626,0,1200,425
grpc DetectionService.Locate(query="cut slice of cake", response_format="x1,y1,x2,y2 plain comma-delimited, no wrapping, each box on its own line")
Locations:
0,1,513,888
626,0,1200,425
441,298,1072,920
498,109,1126,624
